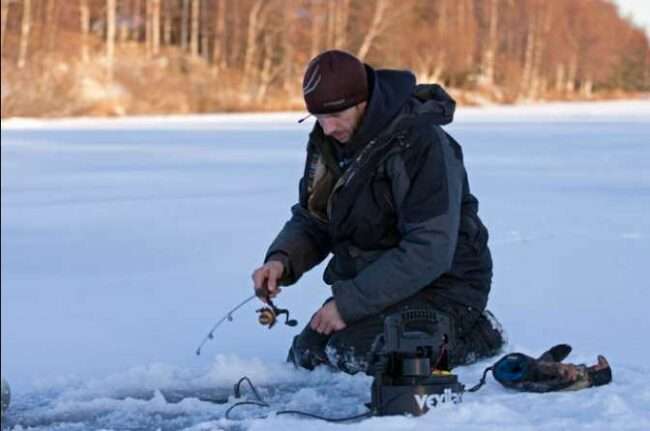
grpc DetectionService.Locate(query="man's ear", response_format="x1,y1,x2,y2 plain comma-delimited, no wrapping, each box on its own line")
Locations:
355,101,368,124
357,101,368,113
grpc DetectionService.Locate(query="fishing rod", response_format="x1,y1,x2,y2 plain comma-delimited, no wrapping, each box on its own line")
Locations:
196,293,298,356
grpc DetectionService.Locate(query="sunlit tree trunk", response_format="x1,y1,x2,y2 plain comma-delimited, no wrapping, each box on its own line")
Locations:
243,0,264,85
190,0,199,57
230,0,241,67
335,0,350,49
212,0,226,72
80,0,89,63
1,0,11,54
118,0,129,43
45,0,59,53
519,11,537,99
566,53,577,93
133,0,142,41
163,0,172,45
256,27,275,103
457,0,475,68
481,0,499,85
180,0,189,51
145,0,152,55
581,76,593,98
415,0,446,83
310,0,320,58
152,0,160,55
564,17,579,95
357,0,388,61
326,0,335,49
200,0,209,60
643,49,650,90
106,0,116,81
282,2,295,93
529,2,552,99
17,0,31,68
555,63,565,93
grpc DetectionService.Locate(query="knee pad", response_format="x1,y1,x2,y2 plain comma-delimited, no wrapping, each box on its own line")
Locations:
289,333,329,371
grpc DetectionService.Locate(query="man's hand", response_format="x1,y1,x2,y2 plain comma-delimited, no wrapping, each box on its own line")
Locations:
310,300,347,335
251,261,284,302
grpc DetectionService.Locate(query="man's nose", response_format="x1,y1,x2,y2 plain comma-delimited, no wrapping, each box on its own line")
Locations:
319,118,337,135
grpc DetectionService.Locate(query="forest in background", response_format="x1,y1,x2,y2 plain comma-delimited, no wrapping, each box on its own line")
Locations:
1,0,648,118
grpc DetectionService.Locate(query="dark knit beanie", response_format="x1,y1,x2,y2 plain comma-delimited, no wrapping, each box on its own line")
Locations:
302,50,369,114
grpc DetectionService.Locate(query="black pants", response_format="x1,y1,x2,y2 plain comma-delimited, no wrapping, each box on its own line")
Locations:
287,293,505,374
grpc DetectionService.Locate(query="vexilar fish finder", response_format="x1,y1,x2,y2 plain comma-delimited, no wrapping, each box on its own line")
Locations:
367,309,464,416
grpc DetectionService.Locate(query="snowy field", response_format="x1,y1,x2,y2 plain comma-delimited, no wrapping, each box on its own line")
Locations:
1,100,649,430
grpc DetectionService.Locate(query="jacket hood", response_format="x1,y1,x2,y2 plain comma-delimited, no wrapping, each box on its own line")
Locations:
353,67,416,142
407,83,456,126
340,71,458,157
340,67,416,155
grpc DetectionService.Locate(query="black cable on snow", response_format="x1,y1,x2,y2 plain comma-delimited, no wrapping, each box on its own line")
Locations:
224,375,374,422
468,366,493,392
276,409,374,422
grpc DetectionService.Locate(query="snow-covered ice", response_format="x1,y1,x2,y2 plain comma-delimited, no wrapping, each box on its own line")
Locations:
2,100,649,430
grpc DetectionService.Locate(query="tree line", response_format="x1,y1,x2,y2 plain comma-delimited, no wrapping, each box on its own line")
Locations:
1,0,648,116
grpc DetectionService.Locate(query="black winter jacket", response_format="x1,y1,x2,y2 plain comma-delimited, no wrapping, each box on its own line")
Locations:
266,67,492,324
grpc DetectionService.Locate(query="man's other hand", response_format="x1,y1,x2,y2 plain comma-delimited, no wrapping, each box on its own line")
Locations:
252,261,284,302
310,300,347,335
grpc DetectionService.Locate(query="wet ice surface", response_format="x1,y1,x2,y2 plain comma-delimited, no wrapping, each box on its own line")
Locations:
2,100,650,430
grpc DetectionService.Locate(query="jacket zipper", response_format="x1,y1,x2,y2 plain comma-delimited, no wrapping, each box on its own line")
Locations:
326,134,407,220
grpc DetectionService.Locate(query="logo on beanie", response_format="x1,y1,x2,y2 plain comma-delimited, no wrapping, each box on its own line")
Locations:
323,98,347,108
303,62,321,96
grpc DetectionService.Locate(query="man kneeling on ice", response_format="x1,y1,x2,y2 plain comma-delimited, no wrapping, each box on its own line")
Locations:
252,50,505,374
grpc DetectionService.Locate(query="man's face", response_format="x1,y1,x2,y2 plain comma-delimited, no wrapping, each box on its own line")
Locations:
315,102,367,143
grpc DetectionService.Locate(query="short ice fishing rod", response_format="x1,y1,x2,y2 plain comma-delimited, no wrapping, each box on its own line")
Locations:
196,294,298,356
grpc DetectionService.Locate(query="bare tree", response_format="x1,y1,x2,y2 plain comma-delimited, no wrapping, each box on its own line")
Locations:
133,0,143,41
118,0,128,43
519,5,537,99
458,0,476,70
326,0,335,49
281,1,295,93
152,0,161,55
480,0,499,86
145,0,152,55
190,0,199,57
80,0,90,62
357,0,389,61
256,23,277,103
17,0,31,68
412,0,448,83
212,0,227,72
310,0,321,58
200,0,209,60
106,0,116,81
1,0,10,54
335,0,350,49
529,2,552,99
230,0,241,67
45,0,60,53
180,0,189,51
324,0,350,50
243,0,265,85
163,0,172,45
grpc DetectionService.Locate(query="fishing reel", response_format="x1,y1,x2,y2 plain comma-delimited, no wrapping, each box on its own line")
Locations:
196,293,300,356
256,298,298,329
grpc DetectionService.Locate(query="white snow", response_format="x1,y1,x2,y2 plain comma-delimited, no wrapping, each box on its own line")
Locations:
2,100,650,430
